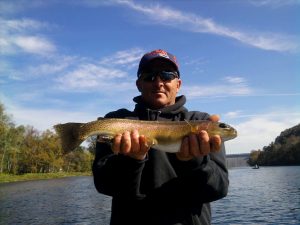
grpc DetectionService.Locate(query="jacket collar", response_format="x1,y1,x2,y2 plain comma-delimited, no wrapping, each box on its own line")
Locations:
133,95,187,120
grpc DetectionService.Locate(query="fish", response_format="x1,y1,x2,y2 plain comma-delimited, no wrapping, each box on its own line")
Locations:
54,118,237,153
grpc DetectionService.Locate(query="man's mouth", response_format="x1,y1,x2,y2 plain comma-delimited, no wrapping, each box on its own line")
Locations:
152,90,165,94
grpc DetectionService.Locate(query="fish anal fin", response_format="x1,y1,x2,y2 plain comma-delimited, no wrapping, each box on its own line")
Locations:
97,133,115,143
145,137,158,148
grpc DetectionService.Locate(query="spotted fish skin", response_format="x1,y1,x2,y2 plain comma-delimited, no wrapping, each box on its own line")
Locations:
54,118,237,153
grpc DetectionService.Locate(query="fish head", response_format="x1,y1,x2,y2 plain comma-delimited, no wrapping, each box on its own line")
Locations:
208,122,238,141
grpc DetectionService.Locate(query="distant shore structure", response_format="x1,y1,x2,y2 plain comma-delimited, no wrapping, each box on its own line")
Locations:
226,153,250,168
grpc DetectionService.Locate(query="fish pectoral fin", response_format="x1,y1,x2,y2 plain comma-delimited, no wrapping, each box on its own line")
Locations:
97,133,115,143
144,137,158,148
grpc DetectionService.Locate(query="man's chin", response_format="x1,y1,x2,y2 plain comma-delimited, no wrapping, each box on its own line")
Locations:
143,94,169,108
150,99,168,109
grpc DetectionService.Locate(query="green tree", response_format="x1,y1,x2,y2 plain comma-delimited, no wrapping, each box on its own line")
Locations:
0,103,20,173
248,150,261,166
0,101,95,174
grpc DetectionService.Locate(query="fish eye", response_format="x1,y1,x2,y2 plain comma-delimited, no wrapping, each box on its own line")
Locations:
219,123,229,129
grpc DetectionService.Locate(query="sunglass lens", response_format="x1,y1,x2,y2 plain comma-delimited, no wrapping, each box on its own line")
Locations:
141,71,178,82
160,71,177,81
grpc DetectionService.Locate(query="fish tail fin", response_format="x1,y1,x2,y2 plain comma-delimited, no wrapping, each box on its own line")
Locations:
54,123,84,153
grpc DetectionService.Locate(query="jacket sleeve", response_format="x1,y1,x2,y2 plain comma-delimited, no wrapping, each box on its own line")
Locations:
92,142,146,197
141,112,229,210
92,112,146,198
141,145,228,211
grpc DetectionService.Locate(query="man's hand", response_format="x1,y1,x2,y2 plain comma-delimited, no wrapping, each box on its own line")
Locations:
112,129,150,160
176,115,222,161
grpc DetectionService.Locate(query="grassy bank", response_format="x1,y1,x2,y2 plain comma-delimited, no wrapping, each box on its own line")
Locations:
0,172,92,183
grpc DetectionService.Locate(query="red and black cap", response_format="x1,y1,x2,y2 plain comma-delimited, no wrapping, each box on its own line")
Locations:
137,49,180,77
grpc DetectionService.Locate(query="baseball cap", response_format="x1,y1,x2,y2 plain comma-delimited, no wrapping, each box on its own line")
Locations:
137,49,180,77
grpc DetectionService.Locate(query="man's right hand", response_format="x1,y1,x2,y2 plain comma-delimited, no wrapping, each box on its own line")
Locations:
112,130,150,160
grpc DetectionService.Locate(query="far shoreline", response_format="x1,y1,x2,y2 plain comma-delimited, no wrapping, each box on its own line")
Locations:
0,172,92,184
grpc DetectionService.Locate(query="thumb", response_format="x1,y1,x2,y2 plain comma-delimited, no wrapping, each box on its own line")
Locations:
209,114,220,122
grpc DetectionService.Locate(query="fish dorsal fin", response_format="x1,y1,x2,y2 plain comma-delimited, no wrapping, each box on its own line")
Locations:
184,119,198,133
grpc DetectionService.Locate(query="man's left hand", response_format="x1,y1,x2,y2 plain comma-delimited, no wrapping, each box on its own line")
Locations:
176,114,222,161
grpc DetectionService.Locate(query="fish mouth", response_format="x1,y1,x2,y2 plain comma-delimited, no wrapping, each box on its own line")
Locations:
231,129,238,138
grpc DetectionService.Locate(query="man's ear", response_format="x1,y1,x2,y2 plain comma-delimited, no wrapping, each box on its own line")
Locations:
176,79,182,93
136,79,142,92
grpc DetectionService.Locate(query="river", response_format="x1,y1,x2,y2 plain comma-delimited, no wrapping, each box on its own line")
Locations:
0,166,299,225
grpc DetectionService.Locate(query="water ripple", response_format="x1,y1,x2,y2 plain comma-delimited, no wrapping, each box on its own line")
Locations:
1,167,299,225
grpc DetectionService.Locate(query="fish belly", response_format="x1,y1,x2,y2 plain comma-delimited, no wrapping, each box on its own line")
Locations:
152,141,181,153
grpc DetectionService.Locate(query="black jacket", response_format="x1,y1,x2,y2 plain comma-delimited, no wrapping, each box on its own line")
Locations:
93,95,228,225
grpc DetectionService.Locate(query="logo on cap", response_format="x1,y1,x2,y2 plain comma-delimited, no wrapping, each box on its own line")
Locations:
137,49,180,77
147,49,178,66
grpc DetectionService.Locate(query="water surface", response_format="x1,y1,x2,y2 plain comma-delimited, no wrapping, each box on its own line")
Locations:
1,166,299,225
212,166,300,224
0,176,111,225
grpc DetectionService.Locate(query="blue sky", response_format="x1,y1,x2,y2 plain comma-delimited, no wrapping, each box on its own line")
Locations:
1,0,299,154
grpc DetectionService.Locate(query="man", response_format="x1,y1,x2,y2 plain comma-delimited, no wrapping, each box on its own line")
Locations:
93,49,228,225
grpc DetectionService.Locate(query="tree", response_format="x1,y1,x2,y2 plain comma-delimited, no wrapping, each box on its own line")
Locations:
248,150,261,166
0,101,95,174
255,124,300,166
0,103,16,173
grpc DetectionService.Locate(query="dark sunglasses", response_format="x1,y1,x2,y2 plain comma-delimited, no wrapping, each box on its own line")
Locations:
139,71,179,82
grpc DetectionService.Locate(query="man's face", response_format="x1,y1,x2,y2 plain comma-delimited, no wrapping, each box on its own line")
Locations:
136,59,182,109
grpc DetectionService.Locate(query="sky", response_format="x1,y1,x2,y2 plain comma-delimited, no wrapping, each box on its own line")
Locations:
0,0,299,154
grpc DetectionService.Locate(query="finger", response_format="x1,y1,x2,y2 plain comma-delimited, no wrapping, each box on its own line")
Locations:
112,134,122,154
198,130,210,155
130,130,140,153
120,131,131,154
188,133,201,157
177,136,191,161
209,114,220,122
210,135,222,152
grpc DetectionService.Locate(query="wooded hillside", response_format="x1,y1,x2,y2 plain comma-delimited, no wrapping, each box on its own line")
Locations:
248,123,300,166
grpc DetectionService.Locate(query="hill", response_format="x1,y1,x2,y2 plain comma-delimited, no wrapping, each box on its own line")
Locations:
248,123,300,166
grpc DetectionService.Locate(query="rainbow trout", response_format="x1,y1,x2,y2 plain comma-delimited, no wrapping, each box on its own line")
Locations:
54,118,237,153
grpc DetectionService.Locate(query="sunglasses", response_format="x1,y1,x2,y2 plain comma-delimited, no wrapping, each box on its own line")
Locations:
139,71,179,82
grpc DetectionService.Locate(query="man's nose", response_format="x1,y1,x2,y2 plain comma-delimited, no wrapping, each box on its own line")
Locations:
151,75,164,87
152,75,163,83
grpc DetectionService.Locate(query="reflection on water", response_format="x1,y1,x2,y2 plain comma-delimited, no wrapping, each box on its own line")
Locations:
0,167,299,225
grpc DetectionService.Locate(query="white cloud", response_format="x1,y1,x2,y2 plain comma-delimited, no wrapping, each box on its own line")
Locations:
7,106,97,132
223,109,300,154
106,0,299,53
249,0,300,7
99,47,144,68
224,76,247,84
56,63,134,91
13,35,56,54
1,46,141,92
49,48,145,92
0,17,56,55
27,55,78,76
182,76,252,98
0,17,49,31
0,1,47,15
226,113,300,154
2,93,132,132
182,75,300,99
224,110,244,119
